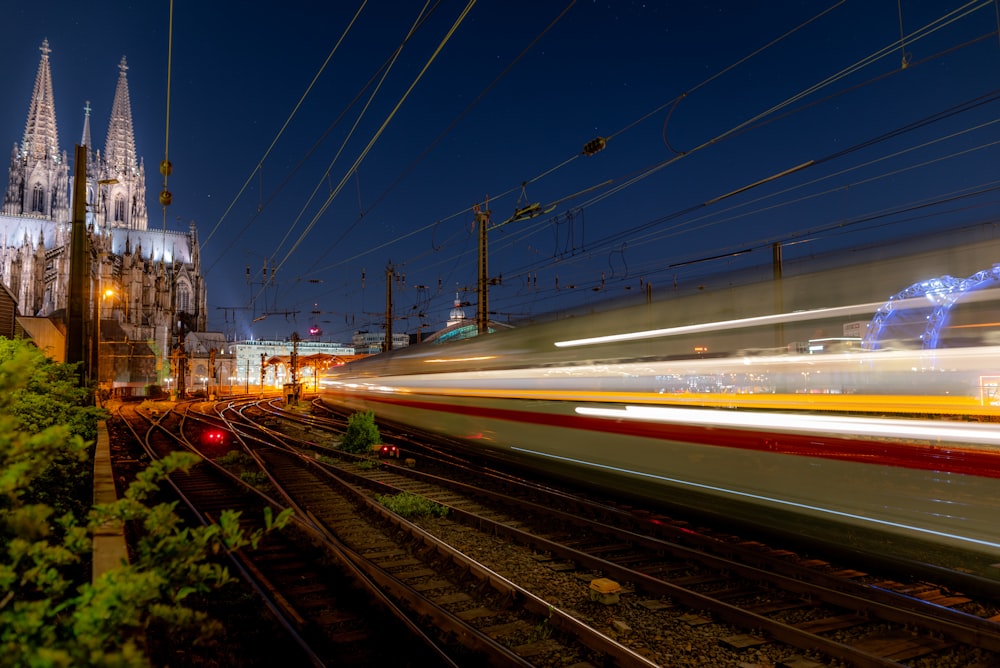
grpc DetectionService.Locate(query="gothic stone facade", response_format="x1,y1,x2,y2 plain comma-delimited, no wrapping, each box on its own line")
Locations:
1,40,208,389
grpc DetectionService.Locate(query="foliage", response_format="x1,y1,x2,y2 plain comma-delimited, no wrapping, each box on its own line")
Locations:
315,454,339,466
239,470,270,487
340,410,381,454
0,340,106,519
375,491,448,518
0,337,294,666
216,449,254,466
0,338,105,442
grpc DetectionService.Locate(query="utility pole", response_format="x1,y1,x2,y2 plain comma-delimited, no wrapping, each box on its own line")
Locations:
476,204,490,335
773,241,784,348
385,265,394,352
174,316,187,399
67,145,90,381
208,348,216,399
289,332,301,403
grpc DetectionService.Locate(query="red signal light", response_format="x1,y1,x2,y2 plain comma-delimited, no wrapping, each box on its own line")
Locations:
201,429,228,448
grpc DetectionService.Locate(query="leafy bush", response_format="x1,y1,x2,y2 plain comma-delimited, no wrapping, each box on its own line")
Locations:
375,491,448,518
340,410,381,454
0,337,293,665
0,339,105,520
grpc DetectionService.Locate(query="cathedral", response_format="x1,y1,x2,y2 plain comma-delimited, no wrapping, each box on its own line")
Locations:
0,40,208,393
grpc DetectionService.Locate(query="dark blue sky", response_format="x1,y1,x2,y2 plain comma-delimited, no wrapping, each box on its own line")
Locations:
2,1,999,342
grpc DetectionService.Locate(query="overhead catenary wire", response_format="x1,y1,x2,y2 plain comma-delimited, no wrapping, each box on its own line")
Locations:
476,6,995,322
268,1,438,265
657,0,848,154
504,113,1000,294
556,0,996,223
450,80,1000,318
304,0,926,280
161,0,174,236
201,0,370,252
266,0,854,318
303,0,579,278
575,91,1000,263
232,2,998,338
262,0,479,307
203,1,440,279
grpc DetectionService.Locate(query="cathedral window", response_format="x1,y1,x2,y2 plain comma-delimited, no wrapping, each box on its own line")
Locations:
114,196,125,222
177,283,190,313
31,184,44,212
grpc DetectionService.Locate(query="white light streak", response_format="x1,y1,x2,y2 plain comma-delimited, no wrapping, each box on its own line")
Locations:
554,302,888,348
574,404,1000,446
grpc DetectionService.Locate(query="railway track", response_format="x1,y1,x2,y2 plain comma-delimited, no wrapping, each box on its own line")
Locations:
115,403,459,666
117,400,655,666
210,400,658,667
237,396,1000,667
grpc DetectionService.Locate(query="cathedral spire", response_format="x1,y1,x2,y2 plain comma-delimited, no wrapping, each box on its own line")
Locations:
104,57,137,178
101,56,148,230
3,39,69,220
81,100,93,150
21,39,61,164
81,100,100,228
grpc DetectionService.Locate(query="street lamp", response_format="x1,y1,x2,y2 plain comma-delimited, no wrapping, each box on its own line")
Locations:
97,287,116,392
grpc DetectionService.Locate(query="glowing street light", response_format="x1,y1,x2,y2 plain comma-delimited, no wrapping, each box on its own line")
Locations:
97,287,116,390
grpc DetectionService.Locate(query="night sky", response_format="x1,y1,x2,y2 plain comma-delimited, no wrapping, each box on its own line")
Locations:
2,1,999,342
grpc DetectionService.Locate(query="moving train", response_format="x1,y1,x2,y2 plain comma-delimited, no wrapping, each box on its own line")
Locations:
319,294,1000,587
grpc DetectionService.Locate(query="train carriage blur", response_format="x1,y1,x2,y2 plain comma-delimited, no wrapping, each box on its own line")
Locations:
321,279,1000,587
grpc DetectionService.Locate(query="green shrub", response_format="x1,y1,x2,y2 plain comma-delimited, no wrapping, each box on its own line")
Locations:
239,470,270,487
340,410,381,454
217,450,254,468
0,337,293,665
375,491,448,518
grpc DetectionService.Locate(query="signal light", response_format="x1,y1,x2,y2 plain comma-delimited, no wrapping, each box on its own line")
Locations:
582,137,606,156
201,429,227,448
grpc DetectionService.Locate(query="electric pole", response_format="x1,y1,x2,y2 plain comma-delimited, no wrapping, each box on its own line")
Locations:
476,204,490,335
67,145,90,380
385,265,394,352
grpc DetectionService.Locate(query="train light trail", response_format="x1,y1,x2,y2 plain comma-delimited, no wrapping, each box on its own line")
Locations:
574,404,1000,447
510,447,1000,552
553,301,888,348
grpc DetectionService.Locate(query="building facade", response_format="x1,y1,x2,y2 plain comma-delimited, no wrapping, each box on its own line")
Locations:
232,339,356,393
1,41,207,392
351,330,410,354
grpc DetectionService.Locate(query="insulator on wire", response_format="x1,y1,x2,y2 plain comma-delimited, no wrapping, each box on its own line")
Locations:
582,136,607,156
